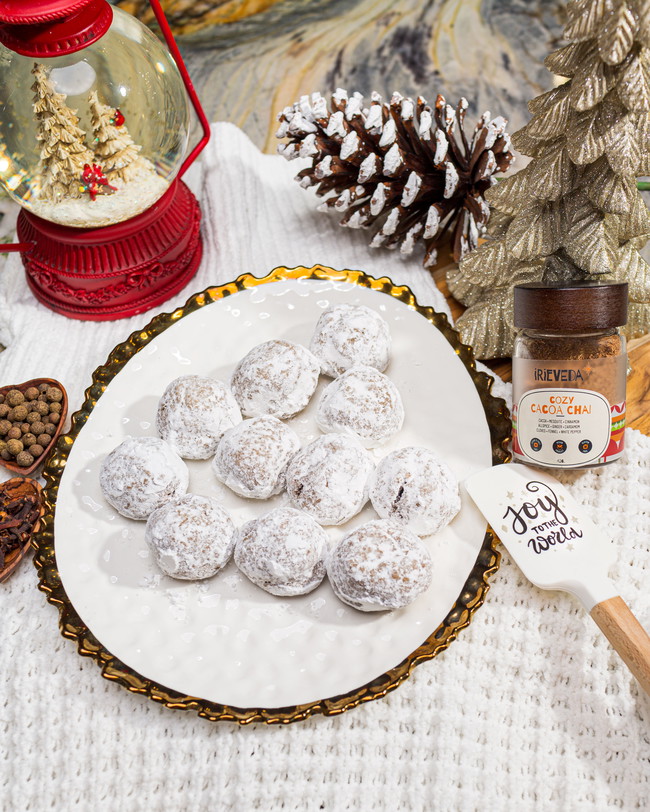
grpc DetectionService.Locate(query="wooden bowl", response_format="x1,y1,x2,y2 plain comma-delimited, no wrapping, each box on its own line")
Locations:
0,379,68,477
0,477,44,583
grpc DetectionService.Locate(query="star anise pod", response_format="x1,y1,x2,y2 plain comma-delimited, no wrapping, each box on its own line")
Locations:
276,89,514,267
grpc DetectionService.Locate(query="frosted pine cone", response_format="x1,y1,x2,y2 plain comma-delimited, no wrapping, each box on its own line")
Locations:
276,89,514,267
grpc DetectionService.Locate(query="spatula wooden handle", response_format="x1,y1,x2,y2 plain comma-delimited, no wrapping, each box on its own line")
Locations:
590,596,650,695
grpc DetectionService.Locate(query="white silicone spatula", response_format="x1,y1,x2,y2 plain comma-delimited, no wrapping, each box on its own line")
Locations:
465,463,650,695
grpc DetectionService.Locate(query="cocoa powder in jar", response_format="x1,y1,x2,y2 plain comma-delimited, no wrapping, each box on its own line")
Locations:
512,283,628,470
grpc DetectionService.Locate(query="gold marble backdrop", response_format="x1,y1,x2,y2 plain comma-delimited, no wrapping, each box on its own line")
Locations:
117,1,285,34
115,0,565,152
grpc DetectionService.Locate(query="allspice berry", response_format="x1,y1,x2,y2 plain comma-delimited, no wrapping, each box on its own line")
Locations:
20,423,30,434
33,401,49,416
49,402,62,414
0,419,10,436
48,413,60,425
46,386,63,402
22,433,36,447
0,404,9,418
43,425,55,437
31,421,46,436
0,450,10,461
6,390,24,406
16,451,34,468
38,383,48,394
37,433,51,446
25,387,39,400
29,444,44,457
6,438,23,455
26,411,41,424
7,427,21,440
10,404,28,422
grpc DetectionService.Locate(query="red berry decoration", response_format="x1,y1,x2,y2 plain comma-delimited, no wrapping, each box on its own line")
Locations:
112,108,125,127
80,162,117,201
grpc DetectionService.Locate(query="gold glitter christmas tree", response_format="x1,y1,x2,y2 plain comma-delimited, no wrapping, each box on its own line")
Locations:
448,0,650,359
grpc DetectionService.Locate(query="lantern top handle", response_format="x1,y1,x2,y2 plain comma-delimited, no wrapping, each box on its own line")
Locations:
0,0,99,25
0,0,112,57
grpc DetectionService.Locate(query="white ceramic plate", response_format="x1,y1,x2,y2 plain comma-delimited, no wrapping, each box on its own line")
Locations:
54,274,494,709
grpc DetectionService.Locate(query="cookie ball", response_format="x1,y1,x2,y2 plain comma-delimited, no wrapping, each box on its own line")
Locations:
230,340,320,419
316,366,405,448
370,447,461,537
145,494,236,580
99,437,189,520
212,415,300,499
328,520,433,612
310,304,391,377
156,375,242,460
235,507,327,596
285,433,374,525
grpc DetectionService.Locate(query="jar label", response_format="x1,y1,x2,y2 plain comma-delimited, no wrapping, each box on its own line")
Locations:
512,356,626,468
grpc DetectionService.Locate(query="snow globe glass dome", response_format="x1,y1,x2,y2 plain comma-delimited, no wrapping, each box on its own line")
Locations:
0,3,191,228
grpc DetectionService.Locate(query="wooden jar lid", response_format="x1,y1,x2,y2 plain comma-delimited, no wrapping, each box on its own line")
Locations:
513,281,628,330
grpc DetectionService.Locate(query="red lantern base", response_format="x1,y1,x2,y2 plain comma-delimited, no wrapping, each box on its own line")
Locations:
16,178,202,321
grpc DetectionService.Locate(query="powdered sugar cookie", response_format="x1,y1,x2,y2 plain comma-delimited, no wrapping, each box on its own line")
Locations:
327,519,432,612
156,375,241,460
235,507,328,596
285,433,374,525
99,436,189,520
213,415,300,499
316,365,404,447
145,494,236,580
310,303,391,377
230,340,320,419
369,446,461,536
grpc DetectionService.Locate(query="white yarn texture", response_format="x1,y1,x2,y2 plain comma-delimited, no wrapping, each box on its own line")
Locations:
0,124,648,811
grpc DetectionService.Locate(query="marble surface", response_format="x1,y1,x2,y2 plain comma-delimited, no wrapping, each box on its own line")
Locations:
116,0,565,152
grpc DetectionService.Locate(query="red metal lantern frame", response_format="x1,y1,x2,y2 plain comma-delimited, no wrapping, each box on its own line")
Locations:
0,0,212,321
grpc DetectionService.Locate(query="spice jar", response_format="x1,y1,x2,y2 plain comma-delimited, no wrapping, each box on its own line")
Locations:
512,281,627,469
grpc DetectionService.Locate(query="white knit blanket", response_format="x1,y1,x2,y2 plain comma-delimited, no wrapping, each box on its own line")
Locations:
0,124,648,812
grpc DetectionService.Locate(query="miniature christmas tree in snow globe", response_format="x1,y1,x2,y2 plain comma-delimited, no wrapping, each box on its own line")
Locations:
88,90,145,184
32,62,94,203
0,2,193,236
28,63,169,228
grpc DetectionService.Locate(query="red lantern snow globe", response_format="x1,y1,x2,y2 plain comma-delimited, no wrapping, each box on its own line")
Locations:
0,0,211,320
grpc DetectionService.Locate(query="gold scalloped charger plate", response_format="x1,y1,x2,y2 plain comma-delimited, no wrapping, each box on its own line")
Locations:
35,265,510,724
